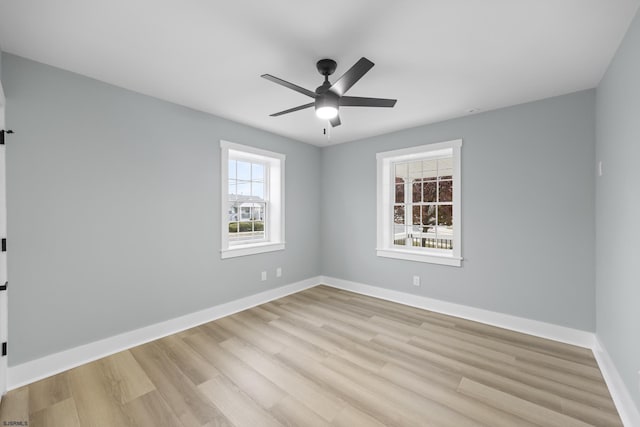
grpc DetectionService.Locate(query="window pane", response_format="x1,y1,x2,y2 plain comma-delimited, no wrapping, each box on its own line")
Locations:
393,225,406,246
252,163,264,181
229,222,239,235
438,205,453,226
237,161,251,181
237,181,250,196
394,206,405,224
228,181,236,198
228,204,238,221
423,181,437,202
252,205,264,221
422,204,436,225
408,161,422,180
412,206,421,225
410,227,421,246
422,224,436,236
228,160,236,180
439,179,452,202
436,226,454,249
395,163,407,180
240,206,251,220
395,184,404,204
229,202,266,242
438,158,453,179
423,159,437,180
423,232,452,249
436,226,454,239
412,181,422,203
252,182,264,199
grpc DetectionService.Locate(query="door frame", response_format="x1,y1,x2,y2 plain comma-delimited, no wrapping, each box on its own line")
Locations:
0,78,8,397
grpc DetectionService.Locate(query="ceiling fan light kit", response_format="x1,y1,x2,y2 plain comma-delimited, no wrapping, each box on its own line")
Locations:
262,57,397,128
315,92,339,119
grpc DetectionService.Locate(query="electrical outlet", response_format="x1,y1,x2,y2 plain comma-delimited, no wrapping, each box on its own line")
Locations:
598,161,603,177
261,271,267,281
276,267,282,278
412,275,420,286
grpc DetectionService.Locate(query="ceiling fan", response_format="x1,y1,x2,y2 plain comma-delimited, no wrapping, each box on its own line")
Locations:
261,57,397,127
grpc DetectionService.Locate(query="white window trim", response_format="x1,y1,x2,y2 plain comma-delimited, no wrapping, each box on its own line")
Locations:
376,139,462,267
220,140,285,259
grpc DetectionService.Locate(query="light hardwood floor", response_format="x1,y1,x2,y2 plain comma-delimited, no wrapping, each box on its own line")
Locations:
0,285,622,426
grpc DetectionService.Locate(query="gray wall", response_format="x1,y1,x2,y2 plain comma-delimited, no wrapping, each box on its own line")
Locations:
0,51,603,368
321,90,596,331
1,54,321,365
596,9,640,409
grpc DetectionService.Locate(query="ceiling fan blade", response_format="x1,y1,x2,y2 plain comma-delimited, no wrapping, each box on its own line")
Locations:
261,74,317,98
340,96,397,108
269,102,315,117
330,115,341,127
329,57,375,96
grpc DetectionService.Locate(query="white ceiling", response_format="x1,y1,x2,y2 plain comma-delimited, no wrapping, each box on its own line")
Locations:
0,1,638,146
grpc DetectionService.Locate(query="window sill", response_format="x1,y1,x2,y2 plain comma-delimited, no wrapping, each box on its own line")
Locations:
221,242,285,259
376,248,462,267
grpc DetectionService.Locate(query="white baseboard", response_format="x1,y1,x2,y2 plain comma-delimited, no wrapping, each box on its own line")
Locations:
320,276,595,349
7,276,320,390
592,337,640,427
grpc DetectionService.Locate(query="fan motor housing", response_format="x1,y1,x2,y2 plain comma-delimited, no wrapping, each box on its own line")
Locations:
315,90,339,110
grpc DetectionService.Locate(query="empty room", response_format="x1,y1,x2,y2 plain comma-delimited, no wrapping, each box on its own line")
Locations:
0,1,639,426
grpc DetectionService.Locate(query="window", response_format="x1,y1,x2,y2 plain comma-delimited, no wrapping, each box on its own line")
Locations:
377,139,462,266
220,141,285,259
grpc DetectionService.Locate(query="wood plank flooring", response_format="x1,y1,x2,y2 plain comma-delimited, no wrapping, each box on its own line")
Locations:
0,285,623,426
